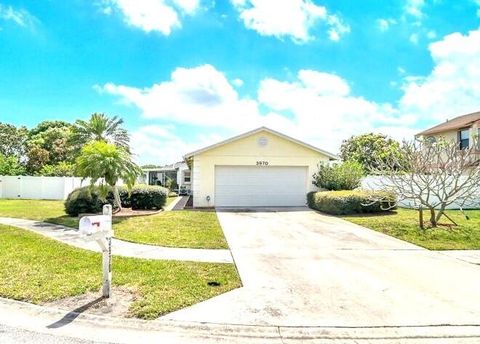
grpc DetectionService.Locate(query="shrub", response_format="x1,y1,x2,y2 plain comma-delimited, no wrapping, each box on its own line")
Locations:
307,190,396,215
130,185,168,210
64,186,105,216
312,160,364,191
65,184,168,216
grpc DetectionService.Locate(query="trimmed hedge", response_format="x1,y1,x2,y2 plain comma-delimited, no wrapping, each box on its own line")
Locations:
64,184,168,216
307,190,396,215
129,185,168,210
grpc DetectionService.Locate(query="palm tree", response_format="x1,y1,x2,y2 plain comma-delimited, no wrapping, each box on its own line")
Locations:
74,113,130,151
75,140,142,212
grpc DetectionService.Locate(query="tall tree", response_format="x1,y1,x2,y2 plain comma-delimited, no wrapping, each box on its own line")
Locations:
74,113,130,151
340,133,401,173
25,146,50,173
0,122,28,158
26,121,76,173
75,141,142,211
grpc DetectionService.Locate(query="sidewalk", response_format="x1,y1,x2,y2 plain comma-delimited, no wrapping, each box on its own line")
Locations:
2,297,480,343
0,217,232,264
441,249,480,265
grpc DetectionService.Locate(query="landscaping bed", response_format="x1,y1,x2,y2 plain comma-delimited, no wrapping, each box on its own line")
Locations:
342,208,480,250
0,224,240,319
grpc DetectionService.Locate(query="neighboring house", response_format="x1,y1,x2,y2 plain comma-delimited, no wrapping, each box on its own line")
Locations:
183,127,337,208
142,161,191,193
416,111,480,149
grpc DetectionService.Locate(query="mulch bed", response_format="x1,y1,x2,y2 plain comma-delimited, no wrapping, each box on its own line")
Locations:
113,208,162,217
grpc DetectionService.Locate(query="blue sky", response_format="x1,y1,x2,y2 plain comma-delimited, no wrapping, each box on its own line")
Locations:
1,0,480,164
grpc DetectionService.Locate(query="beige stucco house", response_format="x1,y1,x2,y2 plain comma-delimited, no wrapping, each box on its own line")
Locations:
184,127,337,207
416,111,480,149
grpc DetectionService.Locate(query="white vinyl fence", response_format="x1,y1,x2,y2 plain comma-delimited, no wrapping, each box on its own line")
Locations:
0,176,89,200
362,175,480,210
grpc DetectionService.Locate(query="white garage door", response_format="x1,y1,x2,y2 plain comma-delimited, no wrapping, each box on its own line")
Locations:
215,166,307,207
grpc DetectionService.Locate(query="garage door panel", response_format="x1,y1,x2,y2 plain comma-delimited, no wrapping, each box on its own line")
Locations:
215,166,307,207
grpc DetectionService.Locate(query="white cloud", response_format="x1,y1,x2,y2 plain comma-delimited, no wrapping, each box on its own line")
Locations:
399,29,480,123
98,64,414,162
230,0,349,43
0,3,37,29
232,78,244,87
377,18,396,32
99,64,290,131
257,70,415,152
130,125,191,164
101,0,200,35
426,30,436,39
404,0,426,19
100,29,480,163
131,125,236,164
326,14,350,41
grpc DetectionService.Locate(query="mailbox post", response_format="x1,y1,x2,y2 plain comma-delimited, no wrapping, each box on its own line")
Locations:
79,204,114,298
102,204,113,298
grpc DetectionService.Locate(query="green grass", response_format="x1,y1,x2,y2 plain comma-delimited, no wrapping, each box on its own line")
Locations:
0,199,77,227
342,208,480,250
113,210,228,249
0,224,240,319
0,199,228,249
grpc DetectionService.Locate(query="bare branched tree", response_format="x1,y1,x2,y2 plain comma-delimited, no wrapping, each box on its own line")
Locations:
366,137,480,228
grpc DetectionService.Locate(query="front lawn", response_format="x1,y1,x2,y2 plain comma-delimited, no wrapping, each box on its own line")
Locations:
0,199,227,249
114,210,228,249
0,224,240,319
342,208,480,250
0,199,77,227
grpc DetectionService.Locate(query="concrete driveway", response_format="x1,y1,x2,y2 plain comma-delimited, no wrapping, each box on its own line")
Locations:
162,208,480,327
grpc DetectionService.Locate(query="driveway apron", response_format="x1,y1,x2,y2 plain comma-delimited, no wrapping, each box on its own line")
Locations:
162,207,480,327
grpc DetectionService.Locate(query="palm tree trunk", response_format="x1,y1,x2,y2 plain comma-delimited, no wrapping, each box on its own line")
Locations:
113,185,122,213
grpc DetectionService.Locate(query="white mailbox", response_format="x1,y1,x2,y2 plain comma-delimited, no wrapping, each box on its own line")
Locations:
79,215,112,237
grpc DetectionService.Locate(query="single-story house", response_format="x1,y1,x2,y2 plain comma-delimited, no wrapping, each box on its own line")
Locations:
142,161,191,193
416,111,480,149
183,127,337,208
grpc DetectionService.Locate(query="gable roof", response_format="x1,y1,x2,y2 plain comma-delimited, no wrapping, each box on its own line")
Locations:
416,111,480,136
184,127,338,160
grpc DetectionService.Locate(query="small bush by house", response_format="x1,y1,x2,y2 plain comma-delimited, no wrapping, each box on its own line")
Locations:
130,185,168,210
307,190,396,215
312,160,364,191
65,184,168,216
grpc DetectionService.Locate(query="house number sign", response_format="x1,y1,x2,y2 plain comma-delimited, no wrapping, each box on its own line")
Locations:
256,161,269,166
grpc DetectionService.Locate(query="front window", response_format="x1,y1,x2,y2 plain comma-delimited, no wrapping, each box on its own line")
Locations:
458,129,470,149
183,171,191,183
